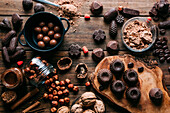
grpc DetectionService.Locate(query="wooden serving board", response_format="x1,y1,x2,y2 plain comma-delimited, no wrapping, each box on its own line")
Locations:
89,54,170,113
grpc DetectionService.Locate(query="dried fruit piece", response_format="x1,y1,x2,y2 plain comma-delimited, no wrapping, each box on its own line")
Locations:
57,57,72,71
17,61,23,66
12,13,23,31
2,30,16,46
84,14,90,20
82,46,88,54
109,20,117,37
75,63,88,79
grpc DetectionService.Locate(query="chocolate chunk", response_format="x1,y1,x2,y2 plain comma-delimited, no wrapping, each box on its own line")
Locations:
22,0,33,11
109,20,117,37
93,29,106,42
149,88,163,105
115,15,124,25
34,3,45,13
106,40,119,54
2,46,10,63
158,20,170,29
122,8,140,17
128,62,134,68
90,1,103,15
160,29,166,35
12,13,23,31
138,67,144,73
2,30,16,46
104,8,118,22
68,44,81,58
0,18,12,31
92,48,104,62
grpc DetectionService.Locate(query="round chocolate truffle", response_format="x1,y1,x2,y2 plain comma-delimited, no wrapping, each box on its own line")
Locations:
54,33,61,40
92,48,105,62
22,0,33,11
110,59,125,77
123,69,138,86
149,88,163,105
38,41,45,48
106,40,119,54
54,26,60,32
48,22,54,29
126,87,141,104
43,36,50,43
48,30,54,37
110,80,125,98
39,22,45,27
34,3,45,13
34,27,41,33
37,34,43,40
42,26,49,34
97,69,113,87
50,39,57,46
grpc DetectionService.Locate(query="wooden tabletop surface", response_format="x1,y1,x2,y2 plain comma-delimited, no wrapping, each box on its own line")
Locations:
0,0,170,112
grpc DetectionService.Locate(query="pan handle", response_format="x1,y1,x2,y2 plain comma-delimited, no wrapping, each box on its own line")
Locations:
18,30,27,46
11,88,39,110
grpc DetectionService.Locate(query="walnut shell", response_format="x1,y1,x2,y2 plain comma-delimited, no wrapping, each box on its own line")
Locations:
57,57,72,71
75,63,88,79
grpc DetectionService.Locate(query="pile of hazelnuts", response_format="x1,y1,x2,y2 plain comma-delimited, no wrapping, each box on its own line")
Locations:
34,21,61,48
43,75,79,112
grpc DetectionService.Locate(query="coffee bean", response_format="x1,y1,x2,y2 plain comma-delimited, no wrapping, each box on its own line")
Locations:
159,57,165,63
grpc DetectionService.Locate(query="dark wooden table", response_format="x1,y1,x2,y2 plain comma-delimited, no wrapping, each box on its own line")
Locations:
0,0,169,112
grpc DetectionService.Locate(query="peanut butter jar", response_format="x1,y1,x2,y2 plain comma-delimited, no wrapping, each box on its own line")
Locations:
1,68,23,89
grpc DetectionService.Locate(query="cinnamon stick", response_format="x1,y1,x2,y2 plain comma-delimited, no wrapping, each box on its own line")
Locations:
22,101,40,113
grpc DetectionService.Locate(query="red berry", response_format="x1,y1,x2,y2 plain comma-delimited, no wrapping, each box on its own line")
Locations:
82,46,88,54
147,17,152,21
84,14,90,20
17,61,23,66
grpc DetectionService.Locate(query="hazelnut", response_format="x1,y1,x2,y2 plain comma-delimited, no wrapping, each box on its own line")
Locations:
64,97,70,104
52,101,58,107
53,90,58,96
42,60,47,64
48,94,53,100
25,67,30,73
60,86,66,91
59,99,65,105
49,78,53,83
36,56,41,59
85,81,91,88
68,84,74,90
30,70,35,74
73,86,79,93
43,93,48,99
45,79,51,85
58,91,63,97
60,81,65,86
65,79,71,84
55,81,60,86
53,68,57,74
29,75,34,79
51,107,57,113
56,86,61,91
48,87,53,93
53,96,59,101
53,75,58,81
51,83,56,88
63,89,69,96
46,76,50,79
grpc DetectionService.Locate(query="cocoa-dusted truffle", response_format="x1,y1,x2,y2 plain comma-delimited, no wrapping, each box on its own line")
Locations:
123,69,138,86
93,29,106,43
57,57,72,71
90,1,103,15
68,44,81,58
22,0,33,11
110,80,126,98
34,3,45,13
149,88,163,105
106,40,119,55
92,48,105,62
110,59,125,77
97,69,113,86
